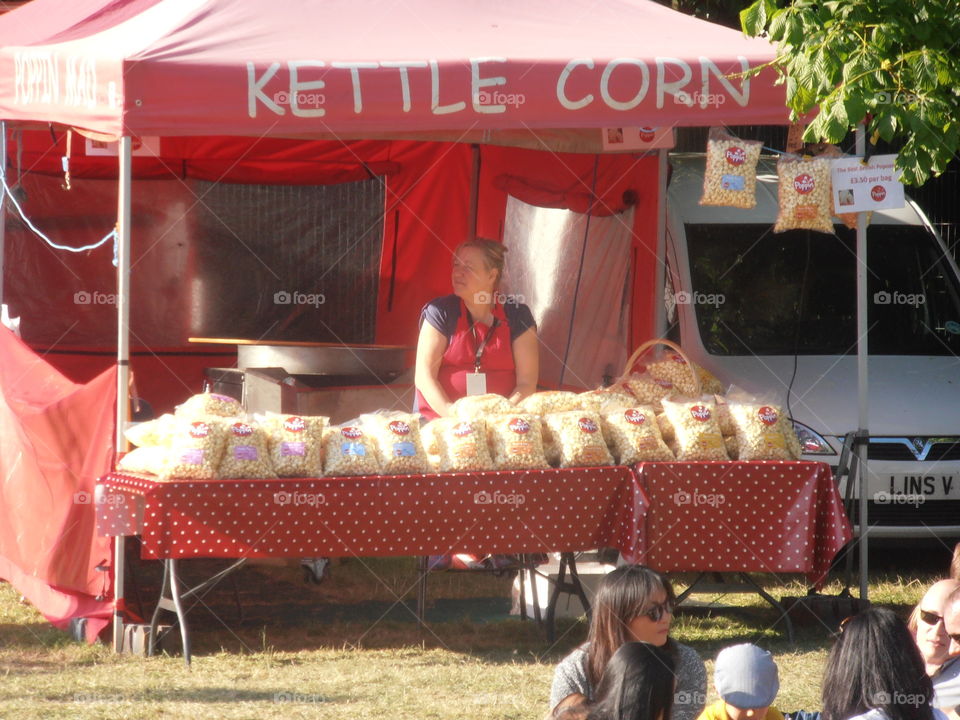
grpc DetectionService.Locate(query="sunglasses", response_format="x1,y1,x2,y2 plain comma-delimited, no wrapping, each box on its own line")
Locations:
642,600,675,622
919,609,944,626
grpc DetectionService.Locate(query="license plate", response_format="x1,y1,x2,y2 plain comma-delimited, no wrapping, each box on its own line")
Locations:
879,474,957,501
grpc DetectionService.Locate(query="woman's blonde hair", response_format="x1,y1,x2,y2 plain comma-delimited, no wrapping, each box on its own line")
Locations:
455,238,508,288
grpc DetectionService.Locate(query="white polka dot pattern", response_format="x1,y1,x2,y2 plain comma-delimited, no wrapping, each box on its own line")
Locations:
634,460,852,588
99,467,649,562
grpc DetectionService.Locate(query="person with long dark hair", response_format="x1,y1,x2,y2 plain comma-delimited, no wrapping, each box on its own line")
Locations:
555,642,677,720
822,607,948,720
549,565,706,720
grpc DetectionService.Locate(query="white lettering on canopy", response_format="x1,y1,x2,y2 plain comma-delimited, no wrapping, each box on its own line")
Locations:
557,59,595,110
470,57,507,114
429,60,466,115
655,57,692,109
600,58,649,111
700,56,750,107
380,61,428,113
244,55,754,119
64,55,97,109
13,50,60,105
332,61,377,114
247,61,283,116
290,61,327,117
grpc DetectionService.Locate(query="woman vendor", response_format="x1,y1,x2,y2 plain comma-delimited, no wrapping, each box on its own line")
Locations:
415,238,539,420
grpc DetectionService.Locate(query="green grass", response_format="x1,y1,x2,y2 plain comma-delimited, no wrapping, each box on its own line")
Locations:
0,558,939,720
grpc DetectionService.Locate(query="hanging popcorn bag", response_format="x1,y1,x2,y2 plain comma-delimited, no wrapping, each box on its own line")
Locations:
700,127,764,209
774,154,834,234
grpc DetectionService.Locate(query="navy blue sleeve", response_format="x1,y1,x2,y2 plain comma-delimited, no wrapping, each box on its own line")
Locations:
420,295,460,339
504,302,536,341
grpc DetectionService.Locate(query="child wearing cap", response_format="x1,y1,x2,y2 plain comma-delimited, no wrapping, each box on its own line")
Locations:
698,644,783,720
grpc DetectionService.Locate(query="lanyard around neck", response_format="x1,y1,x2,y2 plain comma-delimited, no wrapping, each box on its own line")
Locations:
467,311,500,373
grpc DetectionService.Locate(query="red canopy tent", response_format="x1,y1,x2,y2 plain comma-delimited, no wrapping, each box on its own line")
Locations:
0,0,788,645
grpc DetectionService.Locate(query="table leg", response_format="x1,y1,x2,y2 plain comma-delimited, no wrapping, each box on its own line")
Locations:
416,556,428,626
147,560,192,666
545,555,567,644
528,560,542,625
167,560,192,667
566,554,591,620
737,573,795,644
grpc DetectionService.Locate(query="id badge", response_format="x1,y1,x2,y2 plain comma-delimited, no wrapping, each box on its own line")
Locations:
465,372,487,396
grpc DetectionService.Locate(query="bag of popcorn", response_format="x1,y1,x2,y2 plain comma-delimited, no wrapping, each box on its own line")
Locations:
450,393,514,419
487,414,550,470
774,154,834,234
575,388,637,414
729,402,801,461
116,446,168,476
543,411,614,468
262,413,327,477
361,412,429,475
124,413,177,448
430,417,494,472
322,423,381,476
218,420,276,479
620,372,675,409
661,397,729,461
517,391,580,415
700,127,764,209
601,406,674,464
161,418,228,480
175,392,243,419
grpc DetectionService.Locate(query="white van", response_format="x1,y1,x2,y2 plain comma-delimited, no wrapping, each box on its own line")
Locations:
664,154,960,539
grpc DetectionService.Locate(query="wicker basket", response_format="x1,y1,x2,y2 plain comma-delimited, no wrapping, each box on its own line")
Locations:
614,338,702,398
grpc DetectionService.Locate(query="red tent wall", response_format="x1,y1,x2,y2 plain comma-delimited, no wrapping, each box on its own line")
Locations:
6,130,659,405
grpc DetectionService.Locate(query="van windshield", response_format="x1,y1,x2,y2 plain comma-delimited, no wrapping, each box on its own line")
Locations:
685,223,960,356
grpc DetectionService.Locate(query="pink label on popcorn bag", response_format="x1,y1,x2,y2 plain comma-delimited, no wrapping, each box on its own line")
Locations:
180,449,204,465
280,441,306,457
234,445,258,461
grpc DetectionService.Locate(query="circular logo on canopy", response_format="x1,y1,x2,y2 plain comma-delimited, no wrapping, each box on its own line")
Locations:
639,127,656,142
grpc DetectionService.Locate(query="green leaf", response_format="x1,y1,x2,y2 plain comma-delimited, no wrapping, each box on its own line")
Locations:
843,92,868,126
872,112,899,143
740,0,768,36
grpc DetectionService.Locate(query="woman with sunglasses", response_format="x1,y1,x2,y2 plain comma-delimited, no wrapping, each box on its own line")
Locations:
823,607,948,720
907,579,960,676
549,565,706,720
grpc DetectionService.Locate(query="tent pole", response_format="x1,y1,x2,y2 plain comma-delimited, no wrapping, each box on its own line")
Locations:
0,121,6,306
467,144,480,242
113,136,132,652
855,125,869,601
654,148,668,338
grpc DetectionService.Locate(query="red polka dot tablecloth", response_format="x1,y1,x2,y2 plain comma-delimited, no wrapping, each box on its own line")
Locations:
98,466,648,562
634,461,852,588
